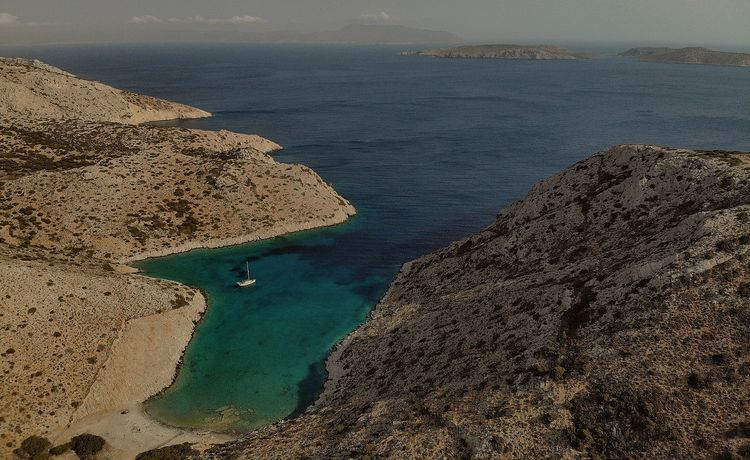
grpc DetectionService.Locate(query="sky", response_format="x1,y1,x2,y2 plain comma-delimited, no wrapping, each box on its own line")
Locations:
1,0,749,47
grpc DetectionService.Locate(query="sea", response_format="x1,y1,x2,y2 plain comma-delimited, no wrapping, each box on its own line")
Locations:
3,43,748,432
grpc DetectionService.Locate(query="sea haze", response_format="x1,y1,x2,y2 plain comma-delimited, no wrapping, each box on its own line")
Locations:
4,43,748,431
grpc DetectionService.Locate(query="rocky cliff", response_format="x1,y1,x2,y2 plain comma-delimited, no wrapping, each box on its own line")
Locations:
206,145,749,459
619,47,750,67
404,44,596,60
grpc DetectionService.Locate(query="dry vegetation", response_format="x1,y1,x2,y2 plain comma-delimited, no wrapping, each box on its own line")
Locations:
0,57,354,458
208,145,750,459
0,118,352,262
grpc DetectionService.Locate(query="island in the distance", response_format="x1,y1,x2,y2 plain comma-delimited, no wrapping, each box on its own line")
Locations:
401,44,597,60
619,46,750,67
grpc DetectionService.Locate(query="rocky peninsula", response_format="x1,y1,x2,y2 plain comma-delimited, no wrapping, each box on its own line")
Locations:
0,58,211,124
0,58,354,458
619,47,750,67
402,44,596,60
205,145,749,459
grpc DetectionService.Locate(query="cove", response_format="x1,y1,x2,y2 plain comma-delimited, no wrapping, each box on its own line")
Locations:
133,217,395,431
12,43,745,432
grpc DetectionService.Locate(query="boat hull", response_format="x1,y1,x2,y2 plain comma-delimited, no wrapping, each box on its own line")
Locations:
237,279,256,287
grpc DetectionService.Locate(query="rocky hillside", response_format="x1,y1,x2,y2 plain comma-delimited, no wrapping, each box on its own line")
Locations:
403,44,596,60
0,119,353,262
206,145,750,459
619,47,750,67
0,59,354,458
0,58,211,124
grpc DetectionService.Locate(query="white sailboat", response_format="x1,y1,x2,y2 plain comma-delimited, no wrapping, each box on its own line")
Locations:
237,261,256,287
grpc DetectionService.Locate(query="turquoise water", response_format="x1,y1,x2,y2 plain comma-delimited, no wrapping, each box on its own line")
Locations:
133,219,390,430
5,44,748,431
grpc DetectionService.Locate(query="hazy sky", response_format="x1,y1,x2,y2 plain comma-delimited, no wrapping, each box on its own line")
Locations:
1,0,749,47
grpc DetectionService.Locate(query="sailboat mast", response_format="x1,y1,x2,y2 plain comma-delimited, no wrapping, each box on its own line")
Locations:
246,261,250,280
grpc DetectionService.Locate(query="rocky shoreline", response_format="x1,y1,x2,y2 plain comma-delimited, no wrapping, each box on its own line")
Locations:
120,210,354,264
0,58,355,458
207,145,750,459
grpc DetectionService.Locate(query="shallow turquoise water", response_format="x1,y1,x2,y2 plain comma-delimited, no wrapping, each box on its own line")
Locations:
131,217,389,431
8,44,748,431
133,219,392,430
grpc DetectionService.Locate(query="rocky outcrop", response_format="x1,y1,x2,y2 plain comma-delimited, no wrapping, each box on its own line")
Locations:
0,57,211,124
0,59,354,458
208,145,750,459
403,44,596,60
619,47,750,67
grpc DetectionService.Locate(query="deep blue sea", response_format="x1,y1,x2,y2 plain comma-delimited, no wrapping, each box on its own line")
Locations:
3,43,748,431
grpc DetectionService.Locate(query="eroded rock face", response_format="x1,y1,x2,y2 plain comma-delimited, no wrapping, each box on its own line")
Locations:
210,145,750,459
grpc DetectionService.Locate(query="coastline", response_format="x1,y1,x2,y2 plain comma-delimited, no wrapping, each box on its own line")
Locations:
52,291,229,458
51,207,357,457
1,56,361,458
316,259,416,408
120,207,355,264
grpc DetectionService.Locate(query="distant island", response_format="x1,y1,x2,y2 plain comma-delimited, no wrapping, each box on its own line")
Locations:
402,44,597,60
619,47,750,67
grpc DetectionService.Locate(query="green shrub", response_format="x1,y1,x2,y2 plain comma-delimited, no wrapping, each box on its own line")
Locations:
70,434,105,458
687,371,707,389
49,442,71,455
738,283,750,298
13,435,51,459
135,443,199,460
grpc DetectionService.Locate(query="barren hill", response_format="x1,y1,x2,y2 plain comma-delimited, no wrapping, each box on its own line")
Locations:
0,59,354,458
619,47,750,67
404,44,596,60
206,145,750,459
0,57,211,124
0,120,352,262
